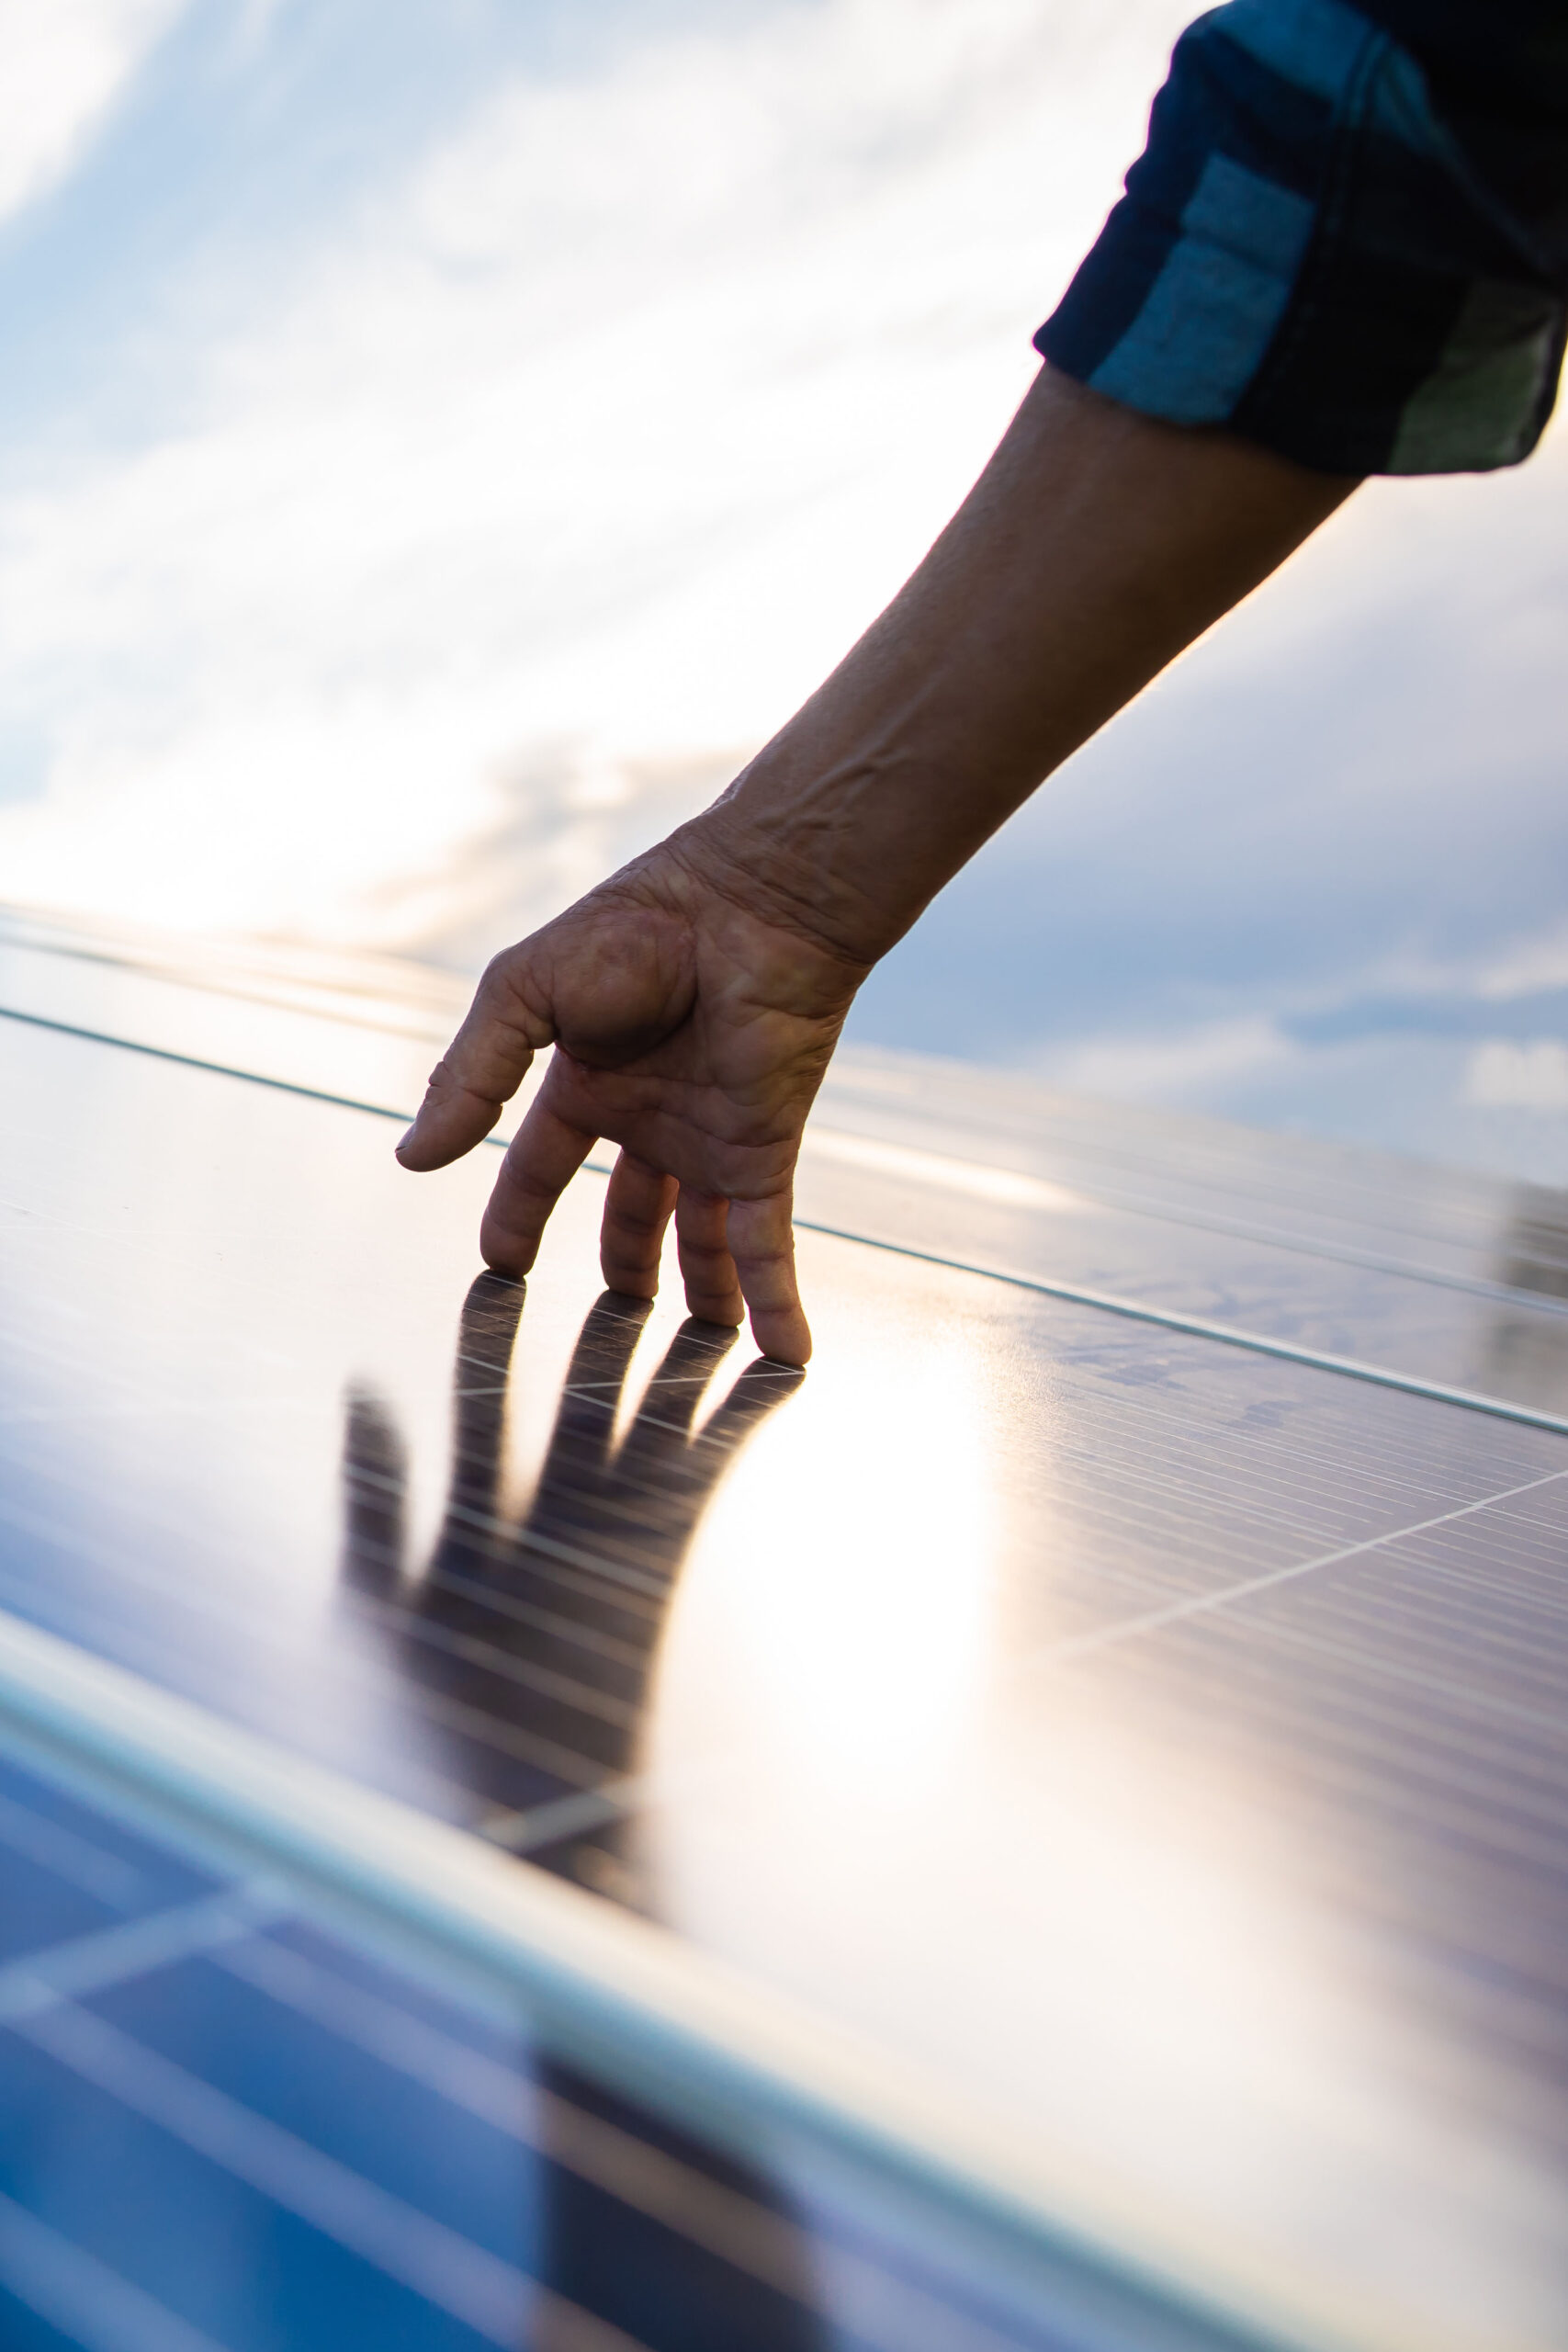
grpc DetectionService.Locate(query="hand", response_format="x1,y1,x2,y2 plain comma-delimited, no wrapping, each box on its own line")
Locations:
394,821,869,1365
396,371,1352,1369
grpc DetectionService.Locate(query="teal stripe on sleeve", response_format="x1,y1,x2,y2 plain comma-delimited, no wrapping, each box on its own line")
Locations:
1090,153,1315,423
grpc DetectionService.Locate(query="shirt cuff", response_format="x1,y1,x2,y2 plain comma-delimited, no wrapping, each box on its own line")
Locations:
1033,0,1568,476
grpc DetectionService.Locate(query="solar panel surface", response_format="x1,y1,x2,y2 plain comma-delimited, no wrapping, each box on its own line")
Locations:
6,1745,1121,2352
0,911,1564,2352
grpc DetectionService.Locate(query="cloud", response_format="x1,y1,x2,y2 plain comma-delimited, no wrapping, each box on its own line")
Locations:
1466,1041,1568,1113
0,0,184,221
0,0,1193,947
1476,928,1568,1003
1,0,1563,1185
850,410,1568,1110
1035,1016,1295,1104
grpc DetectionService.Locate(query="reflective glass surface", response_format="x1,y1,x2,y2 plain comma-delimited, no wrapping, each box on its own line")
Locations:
3,1746,1074,2352
2,919,1566,2352
7,906,1563,1417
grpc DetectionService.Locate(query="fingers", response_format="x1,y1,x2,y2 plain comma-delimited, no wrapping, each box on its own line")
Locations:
340,1386,407,1597
592,1317,734,1495
674,1189,746,1330
532,1293,652,1506
491,1125,808,1361
599,1153,679,1301
396,953,552,1172
728,1193,811,1366
479,1098,596,1278
426,1273,525,1580
609,1172,809,1361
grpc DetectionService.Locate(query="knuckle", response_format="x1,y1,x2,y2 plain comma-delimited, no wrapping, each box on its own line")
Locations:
476,952,549,1042
739,1243,793,1271
479,944,528,995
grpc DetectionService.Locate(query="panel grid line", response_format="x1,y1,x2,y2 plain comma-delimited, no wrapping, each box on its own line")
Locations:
1024,1469,1568,1670
795,1221,1568,1439
11,1997,539,2346
0,2188,236,2352
6,996,1565,1436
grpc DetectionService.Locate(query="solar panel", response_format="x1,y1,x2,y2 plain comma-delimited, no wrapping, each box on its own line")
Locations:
6,1745,1116,2352
1,918,1565,2351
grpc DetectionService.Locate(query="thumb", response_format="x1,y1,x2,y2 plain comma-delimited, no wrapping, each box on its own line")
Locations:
396,952,554,1170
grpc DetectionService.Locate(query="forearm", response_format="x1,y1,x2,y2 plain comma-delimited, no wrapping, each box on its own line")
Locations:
401,374,1353,1363
686,366,1357,967
400,0,1551,1368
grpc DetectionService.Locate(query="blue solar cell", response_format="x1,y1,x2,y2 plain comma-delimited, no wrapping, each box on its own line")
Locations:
0,2264,91,2352
0,1741,1077,2352
86,1957,542,2268
260,1917,527,2067
0,2038,389,2348
0,1851,122,1975
0,1756,218,1915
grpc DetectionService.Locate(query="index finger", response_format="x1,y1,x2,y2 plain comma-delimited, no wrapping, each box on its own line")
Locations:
479,1092,597,1279
396,955,552,1171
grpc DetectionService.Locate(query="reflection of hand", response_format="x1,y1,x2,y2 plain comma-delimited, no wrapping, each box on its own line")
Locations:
394,827,867,1367
344,1274,804,1819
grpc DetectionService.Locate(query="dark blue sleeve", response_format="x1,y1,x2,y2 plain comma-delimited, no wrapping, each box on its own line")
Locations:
1034,1,1568,474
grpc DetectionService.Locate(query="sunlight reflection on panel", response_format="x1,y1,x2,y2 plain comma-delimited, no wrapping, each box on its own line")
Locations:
637,1243,1564,2352
662,1287,998,1803
0,1023,487,1793
803,1126,1089,1214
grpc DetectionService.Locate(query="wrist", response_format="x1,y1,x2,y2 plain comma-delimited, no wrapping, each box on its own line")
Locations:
663,789,902,974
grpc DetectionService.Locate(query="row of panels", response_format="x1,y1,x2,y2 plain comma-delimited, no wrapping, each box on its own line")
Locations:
1,931,1566,2350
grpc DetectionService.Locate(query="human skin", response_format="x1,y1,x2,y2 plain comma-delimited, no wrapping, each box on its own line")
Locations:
396,366,1358,1364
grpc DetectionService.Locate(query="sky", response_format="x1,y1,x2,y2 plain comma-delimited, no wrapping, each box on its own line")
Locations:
0,0,1563,1181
